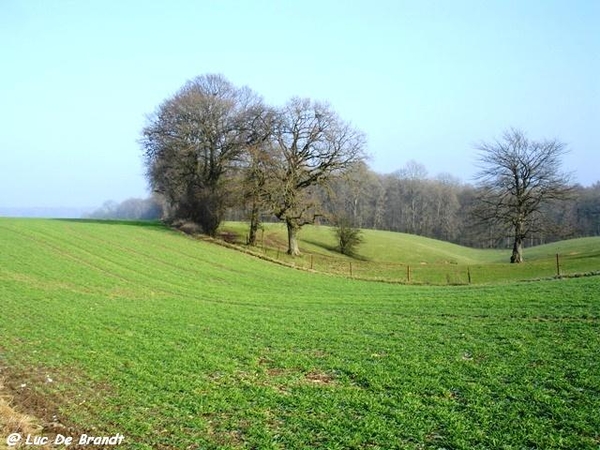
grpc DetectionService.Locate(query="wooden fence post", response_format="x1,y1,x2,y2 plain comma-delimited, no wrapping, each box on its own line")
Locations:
407,265,411,282
556,253,561,277
467,266,472,284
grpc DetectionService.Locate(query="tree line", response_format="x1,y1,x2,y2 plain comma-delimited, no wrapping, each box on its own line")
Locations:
90,170,599,249
228,161,598,247
88,73,599,263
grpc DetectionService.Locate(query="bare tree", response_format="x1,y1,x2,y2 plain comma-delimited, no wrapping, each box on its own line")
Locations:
474,128,573,263
397,160,430,235
432,173,461,241
266,98,366,255
323,161,374,228
140,74,266,236
574,182,600,236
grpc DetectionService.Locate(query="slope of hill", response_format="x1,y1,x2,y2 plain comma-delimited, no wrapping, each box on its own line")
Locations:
223,221,499,263
1,218,599,449
222,221,600,283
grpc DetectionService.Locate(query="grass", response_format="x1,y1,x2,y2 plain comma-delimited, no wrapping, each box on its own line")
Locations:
0,218,599,449
222,221,503,264
221,222,600,284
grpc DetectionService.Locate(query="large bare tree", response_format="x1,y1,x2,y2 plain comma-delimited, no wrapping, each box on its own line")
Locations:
140,74,266,236
266,98,366,256
474,128,572,263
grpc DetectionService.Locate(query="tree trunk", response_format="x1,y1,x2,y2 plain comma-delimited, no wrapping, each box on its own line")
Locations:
510,238,523,263
510,222,525,263
286,220,301,256
248,200,259,246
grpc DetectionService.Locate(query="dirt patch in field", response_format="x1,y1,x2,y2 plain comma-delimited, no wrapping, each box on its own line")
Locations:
0,379,51,450
0,363,115,449
0,400,40,448
0,372,74,439
257,357,337,389
303,371,335,385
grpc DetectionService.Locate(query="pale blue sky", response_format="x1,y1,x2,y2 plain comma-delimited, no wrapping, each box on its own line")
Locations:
1,0,598,209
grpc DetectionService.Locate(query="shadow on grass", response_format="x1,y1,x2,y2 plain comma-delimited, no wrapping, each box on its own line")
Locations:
579,251,600,260
301,238,370,261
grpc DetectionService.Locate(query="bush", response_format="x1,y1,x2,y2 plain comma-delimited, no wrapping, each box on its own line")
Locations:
334,218,363,256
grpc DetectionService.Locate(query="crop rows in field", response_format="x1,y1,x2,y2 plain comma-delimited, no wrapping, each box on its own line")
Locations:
1,219,599,449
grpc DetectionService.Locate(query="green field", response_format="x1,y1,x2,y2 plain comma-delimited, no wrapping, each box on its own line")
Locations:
221,222,600,284
1,218,599,449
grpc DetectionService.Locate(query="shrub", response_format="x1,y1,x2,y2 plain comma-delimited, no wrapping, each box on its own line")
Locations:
334,218,363,256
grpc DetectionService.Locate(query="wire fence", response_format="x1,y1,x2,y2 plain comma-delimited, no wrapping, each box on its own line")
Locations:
252,246,599,285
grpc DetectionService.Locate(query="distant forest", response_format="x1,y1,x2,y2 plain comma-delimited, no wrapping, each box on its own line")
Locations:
87,160,599,249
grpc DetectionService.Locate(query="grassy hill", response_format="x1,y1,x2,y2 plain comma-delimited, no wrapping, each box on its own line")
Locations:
1,218,599,449
222,221,504,264
221,221,600,284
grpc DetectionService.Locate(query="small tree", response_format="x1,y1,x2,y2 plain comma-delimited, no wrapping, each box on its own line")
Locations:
334,217,363,256
474,128,572,263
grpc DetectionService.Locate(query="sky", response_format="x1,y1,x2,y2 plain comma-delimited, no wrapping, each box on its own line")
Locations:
1,0,598,210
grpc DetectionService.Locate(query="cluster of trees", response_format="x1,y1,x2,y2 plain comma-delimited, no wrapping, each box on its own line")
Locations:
229,132,597,262
140,74,365,256
139,73,597,263
320,160,466,242
571,183,600,236
86,196,163,220
321,160,598,252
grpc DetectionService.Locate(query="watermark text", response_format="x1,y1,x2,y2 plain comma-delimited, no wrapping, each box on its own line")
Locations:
6,432,125,446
